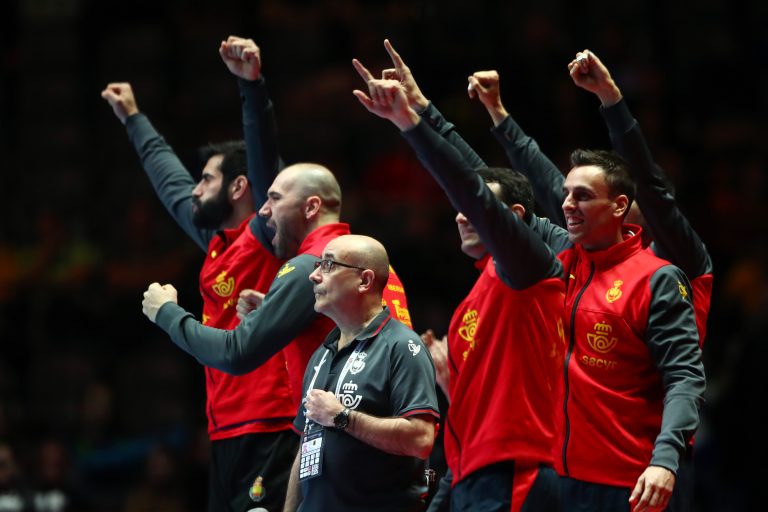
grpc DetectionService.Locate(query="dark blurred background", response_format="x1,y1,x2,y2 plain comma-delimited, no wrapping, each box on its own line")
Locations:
1,1,766,510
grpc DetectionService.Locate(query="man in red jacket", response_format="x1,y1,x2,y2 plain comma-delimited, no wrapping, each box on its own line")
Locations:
466,55,708,512
353,66,566,511
107,36,411,512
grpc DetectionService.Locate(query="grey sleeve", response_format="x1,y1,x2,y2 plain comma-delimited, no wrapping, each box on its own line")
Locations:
154,254,323,375
491,116,567,227
419,102,487,169
239,77,284,248
600,100,712,280
646,265,705,473
402,121,562,289
125,113,212,250
528,215,572,256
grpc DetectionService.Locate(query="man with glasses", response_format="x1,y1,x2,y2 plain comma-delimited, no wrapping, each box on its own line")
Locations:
137,35,412,511
284,234,439,512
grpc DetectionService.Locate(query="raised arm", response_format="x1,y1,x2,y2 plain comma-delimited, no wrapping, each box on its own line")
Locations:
469,71,567,226
220,36,285,250
353,40,486,169
354,79,561,289
569,49,713,281
143,255,321,375
101,83,211,250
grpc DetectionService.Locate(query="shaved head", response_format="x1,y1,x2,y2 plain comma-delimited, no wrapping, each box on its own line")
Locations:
279,163,341,214
328,235,390,294
260,162,343,258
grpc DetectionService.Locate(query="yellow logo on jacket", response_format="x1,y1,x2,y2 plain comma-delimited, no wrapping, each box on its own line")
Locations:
605,280,623,303
277,263,295,278
458,309,478,360
586,322,618,354
678,281,688,300
212,271,235,297
389,299,412,328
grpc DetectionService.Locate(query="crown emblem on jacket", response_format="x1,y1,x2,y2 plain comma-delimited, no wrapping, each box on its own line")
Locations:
605,280,623,303
277,263,295,278
458,309,478,360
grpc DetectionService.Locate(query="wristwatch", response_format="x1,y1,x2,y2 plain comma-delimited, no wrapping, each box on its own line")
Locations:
333,407,351,430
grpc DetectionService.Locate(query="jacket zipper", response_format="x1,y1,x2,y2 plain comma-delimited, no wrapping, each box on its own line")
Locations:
561,262,594,475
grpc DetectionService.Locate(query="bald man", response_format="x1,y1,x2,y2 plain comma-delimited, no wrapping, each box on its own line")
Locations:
284,235,439,512
142,161,414,509
139,37,413,511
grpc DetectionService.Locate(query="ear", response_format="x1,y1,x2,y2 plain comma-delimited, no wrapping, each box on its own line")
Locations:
304,196,322,219
612,194,629,218
230,175,250,201
358,269,375,293
510,203,526,220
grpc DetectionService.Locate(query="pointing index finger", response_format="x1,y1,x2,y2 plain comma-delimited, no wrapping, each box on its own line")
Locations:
383,39,406,69
352,58,375,82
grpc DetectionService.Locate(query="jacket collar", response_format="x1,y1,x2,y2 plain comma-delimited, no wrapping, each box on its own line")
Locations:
575,224,644,269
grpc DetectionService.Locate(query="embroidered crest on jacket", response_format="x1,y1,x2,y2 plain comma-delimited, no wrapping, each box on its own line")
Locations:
605,280,623,303
212,271,235,297
277,263,295,278
586,322,618,354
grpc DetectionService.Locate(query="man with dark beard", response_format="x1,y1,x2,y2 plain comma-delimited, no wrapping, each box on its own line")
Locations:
101,82,292,512
105,36,412,512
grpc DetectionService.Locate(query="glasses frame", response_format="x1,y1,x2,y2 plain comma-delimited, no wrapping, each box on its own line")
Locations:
314,258,367,274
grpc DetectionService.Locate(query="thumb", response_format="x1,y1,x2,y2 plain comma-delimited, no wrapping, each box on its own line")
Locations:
467,77,478,99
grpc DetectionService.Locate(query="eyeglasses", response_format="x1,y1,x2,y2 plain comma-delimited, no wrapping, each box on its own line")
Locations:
314,259,366,274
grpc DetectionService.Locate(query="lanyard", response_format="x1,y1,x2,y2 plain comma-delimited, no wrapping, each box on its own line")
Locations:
306,350,329,393
334,339,369,396
303,350,330,433
302,339,368,431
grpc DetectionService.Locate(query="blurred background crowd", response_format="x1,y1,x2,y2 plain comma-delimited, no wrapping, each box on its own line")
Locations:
1,0,766,510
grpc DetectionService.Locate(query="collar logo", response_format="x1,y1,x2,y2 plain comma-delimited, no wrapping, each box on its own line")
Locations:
458,309,478,361
587,322,618,354
605,280,623,303
349,352,367,375
678,281,689,300
408,340,421,356
212,271,235,297
277,263,295,278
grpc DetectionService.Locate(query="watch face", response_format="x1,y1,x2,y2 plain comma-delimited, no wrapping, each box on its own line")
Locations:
334,409,349,429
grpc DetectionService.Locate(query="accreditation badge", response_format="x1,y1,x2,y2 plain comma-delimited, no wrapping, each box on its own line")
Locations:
299,429,324,481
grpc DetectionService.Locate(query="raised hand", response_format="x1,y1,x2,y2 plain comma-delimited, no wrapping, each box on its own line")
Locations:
219,36,262,81
567,49,622,106
101,82,140,125
467,70,508,126
379,39,430,112
142,282,178,323
352,75,419,131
